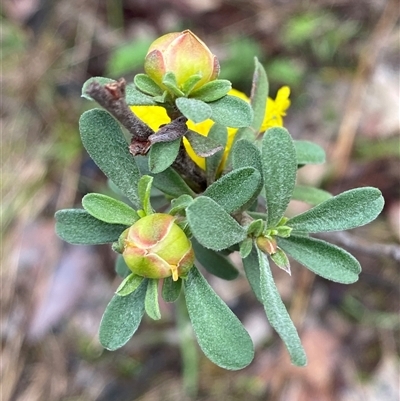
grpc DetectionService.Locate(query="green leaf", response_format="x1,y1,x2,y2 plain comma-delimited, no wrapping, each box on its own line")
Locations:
262,127,297,228
82,193,139,225
145,279,161,320
55,209,127,245
184,267,254,370
134,74,163,97
249,58,269,132
138,175,154,215
82,77,116,100
246,219,265,237
116,273,144,296
292,185,332,206
175,98,212,123
148,138,181,173
239,238,253,259
205,123,227,184
192,238,239,280
181,74,203,95
115,254,131,278
287,187,384,233
208,95,253,128
126,83,157,106
254,248,307,366
79,109,141,207
162,72,185,97
99,279,147,350
232,139,263,181
190,79,232,102
294,140,325,165
278,235,361,283
169,194,194,216
242,247,263,302
162,277,182,303
186,197,247,251
203,167,262,214
185,130,223,158
270,247,291,275
135,156,195,198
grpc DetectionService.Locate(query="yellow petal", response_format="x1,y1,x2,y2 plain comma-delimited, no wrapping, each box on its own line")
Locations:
130,105,171,131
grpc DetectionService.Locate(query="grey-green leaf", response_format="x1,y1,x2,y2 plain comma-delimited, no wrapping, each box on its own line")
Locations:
255,247,307,366
55,209,127,245
287,187,384,233
134,73,163,97
138,175,154,215
186,197,247,251
185,130,223,158
249,58,269,132
162,277,182,303
115,254,131,278
205,123,227,184
176,98,212,123
184,267,254,370
292,185,332,206
262,127,297,228
278,235,361,283
294,140,326,165
82,193,139,225
145,279,161,320
148,138,181,173
79,109,141,207
126,83,157,106
232,139,263,181
190,79,232,102
208,95,253,128
116,273,144,296
203,167,262,214
192,238,239,280
135,156,195,198
82,77,116,100
99,279,147,350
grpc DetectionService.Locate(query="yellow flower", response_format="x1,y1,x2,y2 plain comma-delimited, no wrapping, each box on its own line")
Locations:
130,86,290,171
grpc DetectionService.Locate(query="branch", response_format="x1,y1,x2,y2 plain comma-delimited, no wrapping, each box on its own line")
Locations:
85,78,154,142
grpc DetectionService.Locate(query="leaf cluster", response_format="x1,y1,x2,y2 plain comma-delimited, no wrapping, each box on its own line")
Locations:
56,59,384,369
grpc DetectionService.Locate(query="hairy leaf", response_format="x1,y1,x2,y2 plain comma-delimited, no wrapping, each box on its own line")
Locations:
148,138,181,173
55,209,127,245
262,127,297,227
99,279,147,350
292,185,332,206
278,235,361,283
145,279,161,320
184,267,254,370
294,140,325,165
176,98,212,123
287,187,384,233
190,79,232,102
192,238,239,280
79,109,141,207
82,193,139,225
208,95,253,128
186,197,247,251
162,277,182,303
203,167,262,214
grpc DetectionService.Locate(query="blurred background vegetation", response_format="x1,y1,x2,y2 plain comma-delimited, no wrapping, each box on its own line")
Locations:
1,0,399,400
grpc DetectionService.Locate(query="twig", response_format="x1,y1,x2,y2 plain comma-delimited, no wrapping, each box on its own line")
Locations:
317,231,400,262
331,0,400,178
85,78,154,142
173,144,207,192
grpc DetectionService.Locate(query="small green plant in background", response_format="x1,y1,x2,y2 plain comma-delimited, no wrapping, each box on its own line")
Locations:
55,30,384,375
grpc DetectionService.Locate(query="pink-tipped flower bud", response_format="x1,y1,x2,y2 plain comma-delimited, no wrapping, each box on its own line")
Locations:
122,213,194,281
144,30,220,92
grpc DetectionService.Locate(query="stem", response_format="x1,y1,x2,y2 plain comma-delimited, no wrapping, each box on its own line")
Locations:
85,78,154,142
176,294,199,398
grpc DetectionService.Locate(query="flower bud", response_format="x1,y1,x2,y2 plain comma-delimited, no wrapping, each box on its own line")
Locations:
122,213,194,281
256,236,277,255
144,30,220,92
